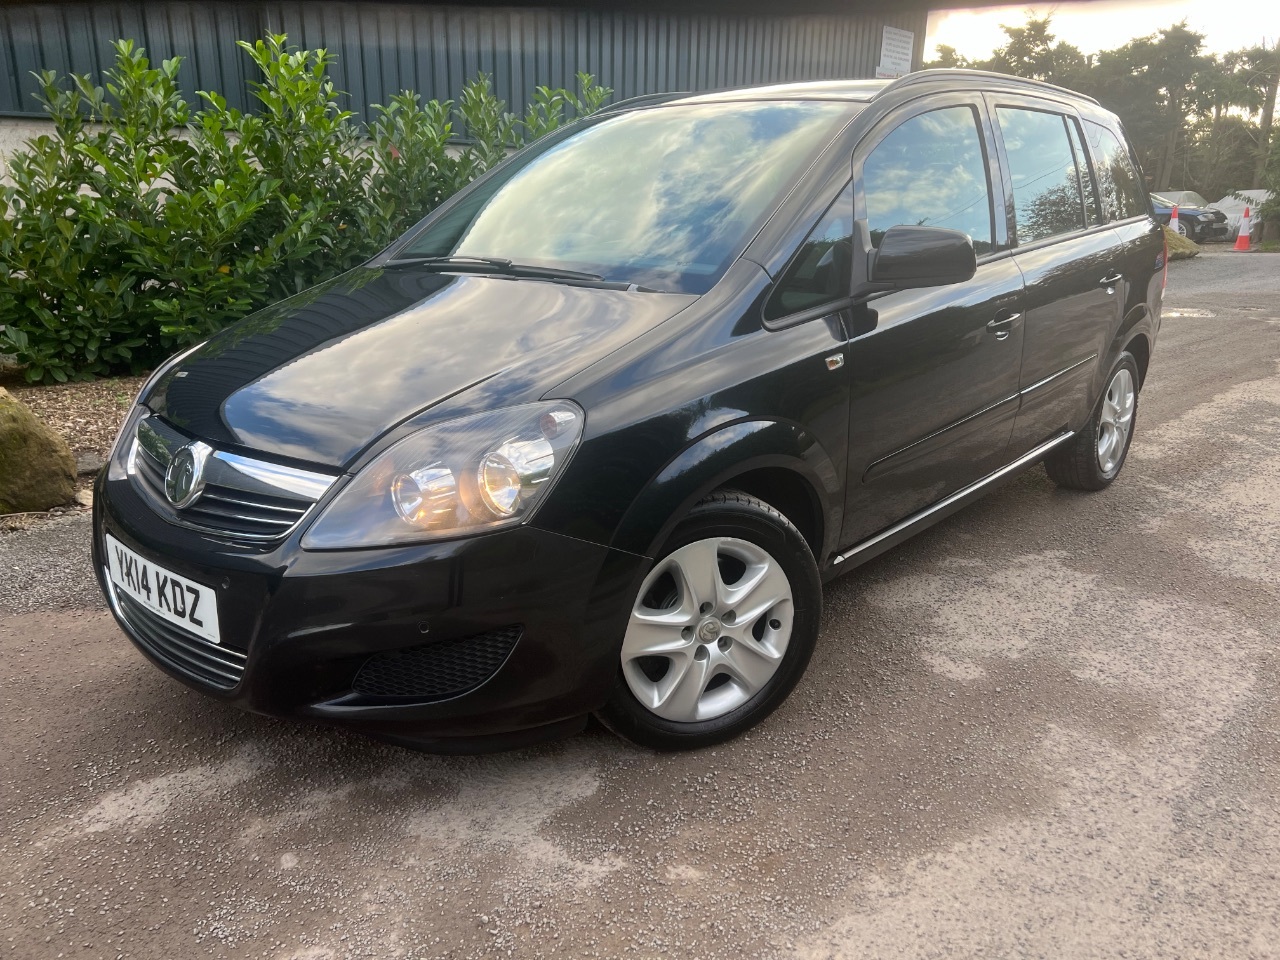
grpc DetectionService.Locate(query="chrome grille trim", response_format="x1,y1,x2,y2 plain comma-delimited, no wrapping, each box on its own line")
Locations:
128,414,339,543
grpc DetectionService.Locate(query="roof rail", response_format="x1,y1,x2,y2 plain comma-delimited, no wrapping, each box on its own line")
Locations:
596,91,691,115
881,68,1100,106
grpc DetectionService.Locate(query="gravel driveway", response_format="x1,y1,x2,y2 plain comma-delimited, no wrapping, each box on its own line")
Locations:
2,251,1278,960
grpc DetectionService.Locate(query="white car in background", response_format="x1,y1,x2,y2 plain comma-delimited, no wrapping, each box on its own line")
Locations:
1210,189,1272,240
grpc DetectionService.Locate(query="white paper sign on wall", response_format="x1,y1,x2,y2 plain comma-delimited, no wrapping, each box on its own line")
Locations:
877,26,914,79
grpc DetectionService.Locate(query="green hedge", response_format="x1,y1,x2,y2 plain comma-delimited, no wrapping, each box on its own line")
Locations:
0,36,611,383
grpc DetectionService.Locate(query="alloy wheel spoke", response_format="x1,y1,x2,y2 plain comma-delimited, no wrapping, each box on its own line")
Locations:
725,559,792,624
622,614,691,659
1118,384,1135,419
721,638,781,694
656,653,713,721
671,539,725,613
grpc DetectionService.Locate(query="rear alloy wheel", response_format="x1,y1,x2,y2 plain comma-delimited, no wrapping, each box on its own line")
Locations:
1045,352,1140,491
597,491,821,750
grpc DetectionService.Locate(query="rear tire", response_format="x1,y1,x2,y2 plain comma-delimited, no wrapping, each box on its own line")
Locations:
1045,353,1139,491
597,490,821,751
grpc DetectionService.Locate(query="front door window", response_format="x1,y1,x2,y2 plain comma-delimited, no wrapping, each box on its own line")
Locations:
862,106,995,255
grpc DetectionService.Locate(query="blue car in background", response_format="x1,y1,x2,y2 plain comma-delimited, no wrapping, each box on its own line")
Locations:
1150,191,1230,242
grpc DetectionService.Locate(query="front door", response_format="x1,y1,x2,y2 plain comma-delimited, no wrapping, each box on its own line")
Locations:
841,97,1026,547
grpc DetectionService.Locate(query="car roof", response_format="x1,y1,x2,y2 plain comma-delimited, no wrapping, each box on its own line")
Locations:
661,69,1099,106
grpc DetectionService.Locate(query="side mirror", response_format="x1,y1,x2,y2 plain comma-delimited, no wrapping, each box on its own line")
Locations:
868,225,977,289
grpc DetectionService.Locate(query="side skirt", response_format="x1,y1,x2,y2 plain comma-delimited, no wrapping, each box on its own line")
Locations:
824,432,1074,580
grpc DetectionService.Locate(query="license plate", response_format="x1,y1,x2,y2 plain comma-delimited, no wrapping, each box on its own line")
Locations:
105,534,220,645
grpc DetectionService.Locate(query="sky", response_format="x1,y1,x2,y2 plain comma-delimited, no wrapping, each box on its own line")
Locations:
925,0,1277,60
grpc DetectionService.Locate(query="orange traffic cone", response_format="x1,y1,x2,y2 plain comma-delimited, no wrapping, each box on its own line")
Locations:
1169,204,1180,235
1234,206,1252,251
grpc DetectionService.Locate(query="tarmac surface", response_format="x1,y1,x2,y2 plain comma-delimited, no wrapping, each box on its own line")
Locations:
2,249,1278,959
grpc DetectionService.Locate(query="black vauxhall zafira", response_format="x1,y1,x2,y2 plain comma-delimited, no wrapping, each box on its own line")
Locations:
95,70,1164,752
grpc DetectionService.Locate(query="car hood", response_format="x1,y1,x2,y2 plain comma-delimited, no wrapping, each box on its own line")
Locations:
146,268,697,468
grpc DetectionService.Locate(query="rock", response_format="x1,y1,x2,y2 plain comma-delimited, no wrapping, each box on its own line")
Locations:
1164,225,1200,260
0,387,76,514
74,489,94,508
76,452,106,477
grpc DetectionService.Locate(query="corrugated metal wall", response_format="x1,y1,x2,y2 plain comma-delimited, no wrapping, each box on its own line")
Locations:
0,2,927,119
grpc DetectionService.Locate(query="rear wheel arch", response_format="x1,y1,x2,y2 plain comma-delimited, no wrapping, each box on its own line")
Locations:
1126,331,1152,387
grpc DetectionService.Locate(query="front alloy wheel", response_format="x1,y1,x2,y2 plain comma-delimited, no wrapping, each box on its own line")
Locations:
620,536,794,723
598,490,821,750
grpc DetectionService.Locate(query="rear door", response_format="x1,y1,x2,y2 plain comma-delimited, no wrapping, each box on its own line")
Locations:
987,95,1127,456
841,94,1026,546
1081,116,1166,347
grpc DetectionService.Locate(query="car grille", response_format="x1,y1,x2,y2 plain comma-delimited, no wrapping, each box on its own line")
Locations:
352,626,523,700
134,441,312,539
113,587,247,689
128,414,336,543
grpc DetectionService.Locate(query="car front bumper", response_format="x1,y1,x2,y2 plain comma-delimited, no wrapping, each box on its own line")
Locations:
1192,221,1230,242
93,470,647,752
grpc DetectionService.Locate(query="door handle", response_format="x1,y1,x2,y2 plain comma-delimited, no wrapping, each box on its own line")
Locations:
987,310,1021,341
1099,272,1123,292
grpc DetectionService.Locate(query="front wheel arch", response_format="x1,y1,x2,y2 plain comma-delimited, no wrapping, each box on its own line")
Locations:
608,419,840,562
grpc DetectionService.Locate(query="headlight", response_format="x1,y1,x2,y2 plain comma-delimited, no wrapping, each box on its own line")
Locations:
302,401,584,549
1198,213,1215,221
107,341,207,480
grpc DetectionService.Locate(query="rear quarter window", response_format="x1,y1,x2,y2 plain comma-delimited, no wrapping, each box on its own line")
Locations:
1084,120,1148,222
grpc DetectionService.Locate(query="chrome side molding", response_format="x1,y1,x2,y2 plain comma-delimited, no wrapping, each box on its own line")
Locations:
831,432,1075,569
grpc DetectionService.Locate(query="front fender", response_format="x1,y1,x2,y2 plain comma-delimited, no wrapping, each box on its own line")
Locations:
609,419,841,560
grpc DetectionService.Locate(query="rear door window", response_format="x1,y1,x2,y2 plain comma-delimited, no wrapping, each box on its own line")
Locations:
861,106,994,255
996,107,1086,244
1084,120,1148,222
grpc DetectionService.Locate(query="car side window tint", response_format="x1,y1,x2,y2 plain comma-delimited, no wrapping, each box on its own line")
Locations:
1065,118,1102,227
862,106,994,255
1085,120,1147,222
996,107,1086,244
764,182,854,321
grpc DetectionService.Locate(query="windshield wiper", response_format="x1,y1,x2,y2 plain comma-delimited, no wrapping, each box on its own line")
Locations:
380,255,604,282
382,255,513,271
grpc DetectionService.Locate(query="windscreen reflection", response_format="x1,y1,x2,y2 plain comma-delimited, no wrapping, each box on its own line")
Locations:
397,102,853,294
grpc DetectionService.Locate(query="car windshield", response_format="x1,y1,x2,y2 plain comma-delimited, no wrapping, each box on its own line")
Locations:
388,101,854,294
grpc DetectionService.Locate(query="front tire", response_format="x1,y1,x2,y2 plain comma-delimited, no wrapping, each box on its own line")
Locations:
1045,352,1139,491
597,490,821,750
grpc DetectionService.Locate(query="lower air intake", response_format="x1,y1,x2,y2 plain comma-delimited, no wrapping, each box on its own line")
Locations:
352,625,522,700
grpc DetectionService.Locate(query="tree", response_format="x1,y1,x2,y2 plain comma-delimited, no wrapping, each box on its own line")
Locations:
984,16,1088,87
928,13,1273,199
1067,23,1211,189
1242,44,1280,187
923,44,972,70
